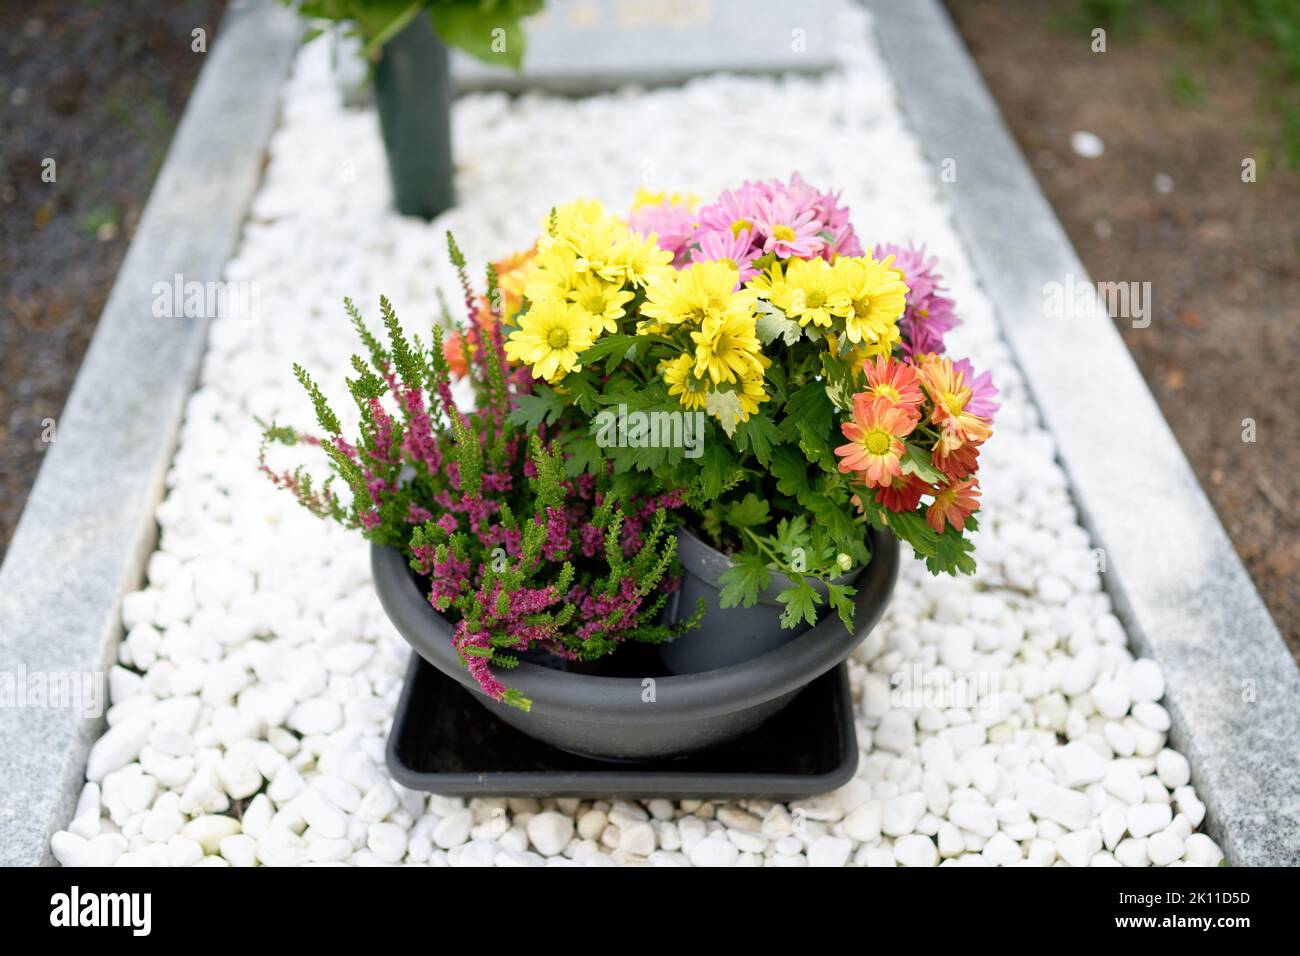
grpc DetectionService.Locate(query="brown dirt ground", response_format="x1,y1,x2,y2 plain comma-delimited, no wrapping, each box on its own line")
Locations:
0,0,227,557
945,0,1300,654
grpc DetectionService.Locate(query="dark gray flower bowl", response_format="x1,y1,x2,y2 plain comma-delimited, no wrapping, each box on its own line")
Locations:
370,528,898,762
660,528,868,674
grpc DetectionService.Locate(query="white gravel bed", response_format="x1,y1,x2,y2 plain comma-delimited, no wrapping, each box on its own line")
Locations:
51,4,1223,867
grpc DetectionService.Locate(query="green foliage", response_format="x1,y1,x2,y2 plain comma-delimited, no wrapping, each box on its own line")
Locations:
777,577,820,630
287,0,544,67
718,551,770,610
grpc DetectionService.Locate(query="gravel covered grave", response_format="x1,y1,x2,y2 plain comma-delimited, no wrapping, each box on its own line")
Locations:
51,4,1224,867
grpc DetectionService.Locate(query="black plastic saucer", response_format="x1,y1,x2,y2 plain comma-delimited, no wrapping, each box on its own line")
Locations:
386,653,858,799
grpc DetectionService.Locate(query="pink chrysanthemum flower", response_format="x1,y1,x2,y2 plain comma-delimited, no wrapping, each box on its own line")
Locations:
697,183,766,242
814,185,863,259
690,228,760,284
628,202,698,264
875,242,960,355
954,357,1000,422
765,171,821,208
752,195,825,259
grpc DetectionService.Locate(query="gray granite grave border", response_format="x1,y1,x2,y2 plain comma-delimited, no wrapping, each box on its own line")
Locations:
861,0,1300,865
0,0,301,866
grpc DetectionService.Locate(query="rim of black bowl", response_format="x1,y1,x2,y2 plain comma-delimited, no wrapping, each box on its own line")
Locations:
371,526,899,724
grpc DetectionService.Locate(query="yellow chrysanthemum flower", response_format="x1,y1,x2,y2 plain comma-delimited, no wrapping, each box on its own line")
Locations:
540,199,640,285
783,257,852,329
746,261,788,303
503,298,595,383
609,231,675,288
631,187,698,211
642,260,744,328
569,218,628,281
734,372,770,418
662,354,711,410
691,305,764,385
550,198,610,234
839,255,909,346
567,274,634,335
495,247,535,320
523,243,580,305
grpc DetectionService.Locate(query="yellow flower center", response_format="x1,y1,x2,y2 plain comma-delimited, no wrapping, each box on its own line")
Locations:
772,224,797,243
853,297,874,318
865,429,892,455
547,327,570,349
804,290,827,309
730,219,751,239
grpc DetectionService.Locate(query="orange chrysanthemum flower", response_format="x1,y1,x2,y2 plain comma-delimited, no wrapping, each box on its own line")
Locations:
933,440,980,480
443,329,469,379
918,354,992,447
862,354,924,420
835,396,917,488
474,247,536,328
874,473,929,513
926,477,981,533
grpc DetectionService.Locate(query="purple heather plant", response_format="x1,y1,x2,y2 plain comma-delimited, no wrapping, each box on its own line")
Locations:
259,236,701,709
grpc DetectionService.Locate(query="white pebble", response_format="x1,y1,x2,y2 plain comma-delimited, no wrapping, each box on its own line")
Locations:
948,800,997,838
1124,659,1164,703
688,837,739,867
1147,829,1184,866
1090,679,1131,720
1156,749,1191,789
1127,803,1173,839
807,836,851,868
893,834,938,867
288,698,343,735
981,832,1023,866
367,823,409,863
434,809,473,849
882,792,927,837
181,814,240,854
1055,829,1100,867
1053,741,1108,787
843,800,883,843
526,811,574,857
1070,130,1105,158
85,718,151,782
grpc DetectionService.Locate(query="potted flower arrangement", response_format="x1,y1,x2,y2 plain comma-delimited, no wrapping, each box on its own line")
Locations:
496,176,998,672
260,175,996,760
288,0,544,219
